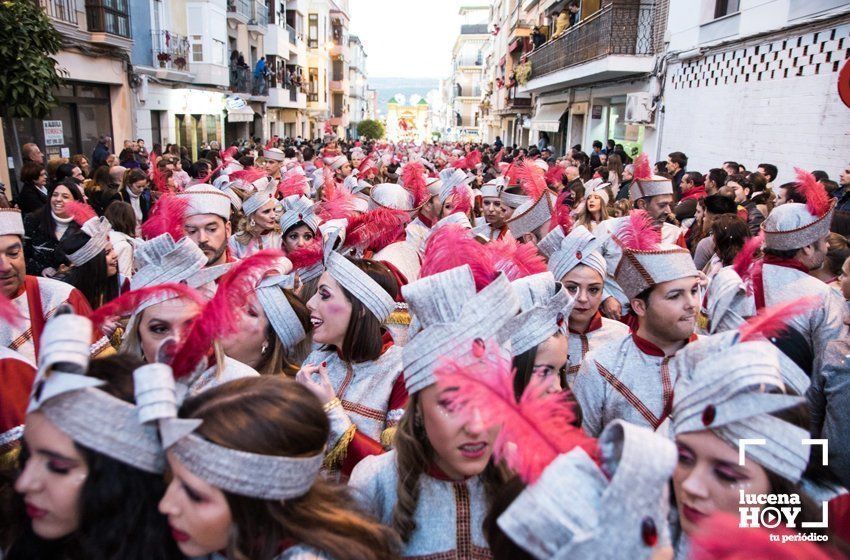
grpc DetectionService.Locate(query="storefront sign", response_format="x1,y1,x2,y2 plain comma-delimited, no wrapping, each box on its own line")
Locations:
43,120,64,146
225,96,247,110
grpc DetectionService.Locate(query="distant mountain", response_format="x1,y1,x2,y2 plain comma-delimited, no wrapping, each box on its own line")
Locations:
369,77,440,117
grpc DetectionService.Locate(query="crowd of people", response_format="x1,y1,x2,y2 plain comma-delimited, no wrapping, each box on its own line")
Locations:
0,133,849,560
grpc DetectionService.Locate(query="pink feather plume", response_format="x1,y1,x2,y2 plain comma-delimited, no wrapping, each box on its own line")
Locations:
616,210,661,251
435,345,598,483
632,152,653,182
420,225,497,291
264,136,278,150
316,184,359,221
487,237,548,281
90,283,206,332
277,172,309,199
344,207,411,253
738,296,819,343
794,167,831,217
450,185,472,215
0,293,22,327
401,161,429,206
452,149,482,170
493,148,504,164
550,189,574,234
220,146,239,164
64,201,97,226
515,161,548,200
732,232,764,283
228,167,268,187
170,250,285,378
689,513,834,560
287,239,323,270
141,194,189,241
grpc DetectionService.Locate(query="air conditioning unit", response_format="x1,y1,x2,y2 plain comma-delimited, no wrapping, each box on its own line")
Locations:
625,92,654,124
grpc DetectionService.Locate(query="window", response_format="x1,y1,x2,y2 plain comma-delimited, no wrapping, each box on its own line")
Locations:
85,0,131,37
308,13,318,48
213,39,225,65
714,0,740,18
191,35,203,62
308,67,319,101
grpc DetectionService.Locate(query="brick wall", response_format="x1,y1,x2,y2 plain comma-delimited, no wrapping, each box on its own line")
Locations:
660,20,850,179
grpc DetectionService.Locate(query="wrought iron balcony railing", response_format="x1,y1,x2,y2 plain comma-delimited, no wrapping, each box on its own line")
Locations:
152,30,190,72
527,0,653,79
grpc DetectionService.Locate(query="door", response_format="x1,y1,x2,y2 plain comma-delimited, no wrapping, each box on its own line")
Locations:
570,113,585,151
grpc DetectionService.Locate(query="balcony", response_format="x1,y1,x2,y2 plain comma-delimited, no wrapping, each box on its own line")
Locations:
268,84,307,109
85,0,131,38
248,1,268,31
39,0,77,24
152,31,191,73
524,0,654,92
286,24,297,44
329,79,346,92
230,65,269,97
227,0,250,23
460,24,488,34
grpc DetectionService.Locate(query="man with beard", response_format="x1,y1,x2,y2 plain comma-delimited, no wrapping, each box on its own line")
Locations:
410,177,443,230
0,209,92,364
572,222,700,437
178,185,234,269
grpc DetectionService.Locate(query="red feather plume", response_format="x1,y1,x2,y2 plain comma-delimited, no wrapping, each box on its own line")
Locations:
493,148,504,164
264,136,278,150
420,225,497,291
550,189,574,234
515,160,548,200
277,172,309,199
90,283,206,332
689,513,834,560
0,293,22,327
228,167,267,187
616,210,661,251
170,250,285,378
220,146,239,163
141,194,189,241
401,161,429,206
287,239,323,270
450,185,472,215
545,165,565,187
358,157,378,179
488,237,548,281
452,149,482,170
315,184,359,221
435,345,598,483
732,232,764,284
794,167,831,217
64,201,97,226
738,296,819,343
344,208,411,253
632,152,652,181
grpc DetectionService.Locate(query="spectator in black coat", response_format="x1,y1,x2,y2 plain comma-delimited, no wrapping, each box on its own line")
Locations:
15,162,49,215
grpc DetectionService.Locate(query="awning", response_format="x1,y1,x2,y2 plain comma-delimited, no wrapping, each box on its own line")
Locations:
532,101,568,132
226,104,255,123
509,38,522,52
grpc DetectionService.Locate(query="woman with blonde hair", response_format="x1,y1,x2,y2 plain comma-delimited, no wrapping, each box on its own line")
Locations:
228,189,282,259
574,178,611,232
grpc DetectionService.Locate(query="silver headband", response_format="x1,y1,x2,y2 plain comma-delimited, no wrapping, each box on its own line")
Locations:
28,314,165,473
499,273,576,356
67,217,112,266
134,364,324,500
324,251,395,323
255,274,307,349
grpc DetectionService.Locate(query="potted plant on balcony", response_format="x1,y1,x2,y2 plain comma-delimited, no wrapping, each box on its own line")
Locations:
515,60,532,86
157,52,171,68
174,56,187,70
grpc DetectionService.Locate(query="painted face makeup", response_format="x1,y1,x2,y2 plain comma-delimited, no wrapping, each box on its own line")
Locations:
159,454,232,557
306,272,352,349
138,297,202,364
15,412,89,540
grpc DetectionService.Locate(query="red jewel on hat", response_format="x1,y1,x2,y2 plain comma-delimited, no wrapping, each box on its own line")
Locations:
556,313,565,328
576,250,583,260
472,338,485,358
641,517,658,547
701,404,716,426
298,213,303,220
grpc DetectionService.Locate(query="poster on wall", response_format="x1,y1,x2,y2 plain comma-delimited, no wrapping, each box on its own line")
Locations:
43,120,64,146
591,105,603,119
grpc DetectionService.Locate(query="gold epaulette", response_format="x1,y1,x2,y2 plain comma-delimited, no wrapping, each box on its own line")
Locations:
323,424,357,469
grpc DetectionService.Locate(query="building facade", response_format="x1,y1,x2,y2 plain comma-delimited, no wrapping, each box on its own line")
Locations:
659,0,850,178
447,5,490,141
265,0,309,141
347,34,369,138
2,0,135,192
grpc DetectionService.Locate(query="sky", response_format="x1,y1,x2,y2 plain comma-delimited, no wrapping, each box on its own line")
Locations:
348,0,467,79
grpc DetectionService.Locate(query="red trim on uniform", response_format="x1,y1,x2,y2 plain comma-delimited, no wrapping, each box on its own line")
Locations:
675,231,687,249
594,360,671,430
24,276,45,358
631,331,697,357
570,311,603,334
340,431,384,477
0,357,36,435
416,212,434,229
763,254,810,274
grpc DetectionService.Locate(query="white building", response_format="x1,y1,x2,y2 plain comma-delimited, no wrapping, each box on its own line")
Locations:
348,34,369,138
265,0,309,141
447,5,490,141
659,0,850,178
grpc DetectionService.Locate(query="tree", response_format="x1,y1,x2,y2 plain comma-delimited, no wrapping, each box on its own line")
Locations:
0,1,63,119
357,119,385,140
0,1,63,199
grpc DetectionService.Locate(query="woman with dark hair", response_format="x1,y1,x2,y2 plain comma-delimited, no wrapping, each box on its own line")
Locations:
57,209,121,309
221,266,313,375
84,165,114,216
105,201,137,279
157,374,399,560
6,315,183,560
53,163,85,187
811,232,849,288
118,168,151,227
15,162,49,215
23,180,85,277
708,214,750,277
280,195,320,254
296,253,405,478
